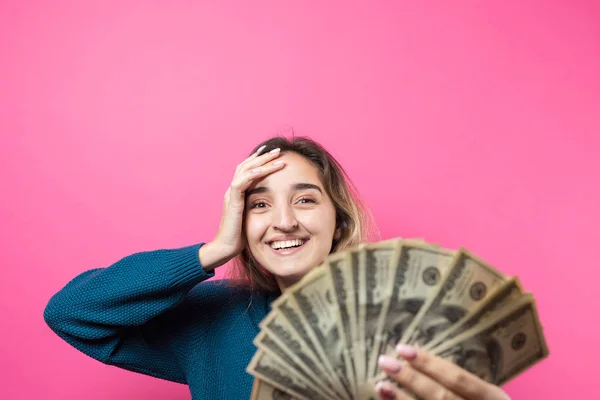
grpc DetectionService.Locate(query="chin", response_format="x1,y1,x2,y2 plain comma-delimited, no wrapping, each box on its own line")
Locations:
271,263,312,280
264,261,318,287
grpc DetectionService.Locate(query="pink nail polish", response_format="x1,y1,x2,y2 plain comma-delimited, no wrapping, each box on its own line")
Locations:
375,381,397,399
378,355,402,373
395,343,417,360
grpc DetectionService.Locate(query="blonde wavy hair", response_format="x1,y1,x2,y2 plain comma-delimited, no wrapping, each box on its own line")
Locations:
228,136,379,292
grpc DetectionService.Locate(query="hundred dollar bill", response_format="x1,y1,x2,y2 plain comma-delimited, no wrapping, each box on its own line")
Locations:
403,249,508,348
328,251,358,396
289,267,355,399
359,239,402,379
247,349,327,400
259,303,344,399
372,242,456,377
432,294,549,386
254,330,340,400
265,290,348,397
424,276,524,351
251,378,300,400
349,249,365,388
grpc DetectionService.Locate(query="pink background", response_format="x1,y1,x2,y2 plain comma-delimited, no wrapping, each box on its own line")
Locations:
2,1,599,399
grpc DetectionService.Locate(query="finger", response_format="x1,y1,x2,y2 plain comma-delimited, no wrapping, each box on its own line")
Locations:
379,355,465,400
251,144,267,158
240,147,282,172
396,344,510,400
235,145,268,173
247,159,286,179
231,160,285,192
374,380,414,400
238,145,273,169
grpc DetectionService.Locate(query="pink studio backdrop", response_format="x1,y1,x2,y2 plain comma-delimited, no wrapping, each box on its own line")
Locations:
1,1,598,399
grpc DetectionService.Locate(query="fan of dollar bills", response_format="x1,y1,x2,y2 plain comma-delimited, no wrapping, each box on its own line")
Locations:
247,238,549,400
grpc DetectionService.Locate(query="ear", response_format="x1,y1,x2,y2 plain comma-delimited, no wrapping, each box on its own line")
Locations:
334,227,342,240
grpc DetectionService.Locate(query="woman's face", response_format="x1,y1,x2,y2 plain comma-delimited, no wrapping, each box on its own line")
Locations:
244,152,337,289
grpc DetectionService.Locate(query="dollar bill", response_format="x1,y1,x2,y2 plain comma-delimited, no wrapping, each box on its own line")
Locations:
433,294,549,386
266,290,348,397
289,267,355,399
328,251,358,396
251,378,300,400
359,239,402,379
424,276,524,351
349,249,365,388
403,249,508,348
258,303,344,399
248,238,549,399
254,330,340,400
372,242,456,376
247,350,329,400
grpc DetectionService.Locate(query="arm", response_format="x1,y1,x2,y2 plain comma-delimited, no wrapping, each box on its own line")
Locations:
43,145,286,383
43,242,214,384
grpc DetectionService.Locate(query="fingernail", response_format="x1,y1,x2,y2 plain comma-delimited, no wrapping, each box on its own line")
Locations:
256,145,266,154
375,381,397,399
396,344,417,360
378,355,402,373
269,147,281,154
273,160,284,166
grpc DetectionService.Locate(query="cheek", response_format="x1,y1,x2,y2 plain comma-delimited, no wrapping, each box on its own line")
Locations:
244,214,269,244
300,207,337,235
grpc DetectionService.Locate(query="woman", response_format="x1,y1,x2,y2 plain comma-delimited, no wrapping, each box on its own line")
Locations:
44,136,510,400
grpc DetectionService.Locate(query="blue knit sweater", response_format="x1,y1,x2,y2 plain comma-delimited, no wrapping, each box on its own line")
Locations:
43,243,280,399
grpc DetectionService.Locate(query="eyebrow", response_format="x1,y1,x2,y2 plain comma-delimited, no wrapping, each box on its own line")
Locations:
246,183,323,197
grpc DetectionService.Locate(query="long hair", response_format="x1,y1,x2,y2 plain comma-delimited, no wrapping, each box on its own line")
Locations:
228,135,379,292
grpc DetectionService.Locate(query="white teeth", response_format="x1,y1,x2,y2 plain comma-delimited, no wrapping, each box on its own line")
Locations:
270,239,306,250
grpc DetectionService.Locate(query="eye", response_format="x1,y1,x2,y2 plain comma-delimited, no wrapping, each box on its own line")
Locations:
297,197,317,204
250,201,268,209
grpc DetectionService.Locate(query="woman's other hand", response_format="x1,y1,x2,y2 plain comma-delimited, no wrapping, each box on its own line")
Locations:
375,344,510,400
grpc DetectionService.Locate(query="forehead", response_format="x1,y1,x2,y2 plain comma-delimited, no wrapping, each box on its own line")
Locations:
251,152,324,190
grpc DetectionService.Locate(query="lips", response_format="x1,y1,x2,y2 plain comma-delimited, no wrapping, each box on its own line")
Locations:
270,238,306,250
267,238,309,256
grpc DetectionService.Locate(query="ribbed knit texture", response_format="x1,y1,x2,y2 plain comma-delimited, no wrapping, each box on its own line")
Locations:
43,243,280,399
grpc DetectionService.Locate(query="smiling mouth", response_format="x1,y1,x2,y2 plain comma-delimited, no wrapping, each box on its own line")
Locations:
267,238,309,254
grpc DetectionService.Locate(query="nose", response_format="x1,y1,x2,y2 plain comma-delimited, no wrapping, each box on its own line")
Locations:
272,203,298,231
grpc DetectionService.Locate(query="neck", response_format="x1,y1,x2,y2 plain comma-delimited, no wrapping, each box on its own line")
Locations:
275,275,302,293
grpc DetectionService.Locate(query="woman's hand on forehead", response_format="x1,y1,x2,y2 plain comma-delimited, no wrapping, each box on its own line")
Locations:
200,146,286,270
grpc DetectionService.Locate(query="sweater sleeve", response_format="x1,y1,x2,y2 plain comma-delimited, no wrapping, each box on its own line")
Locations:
43,242,214,384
